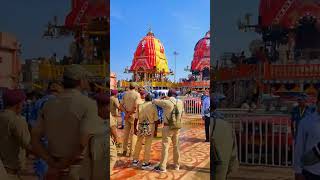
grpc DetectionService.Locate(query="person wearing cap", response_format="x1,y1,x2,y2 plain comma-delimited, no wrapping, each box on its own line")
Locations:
0,89,32,179
120,82,141,157
210,94,238,180
294,98,320,180
153,89,184,172
291,95,313,138
131,94,157,169
201,89,210,142
110,89,121,124
135,90,146,119
32,81,63,180
31,64,100,179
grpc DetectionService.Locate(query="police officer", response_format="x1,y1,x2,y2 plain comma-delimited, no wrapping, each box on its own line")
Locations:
153,89,184,172
80,93,116,179
210,94,239,180
121,83,141,157
31,64,100,180
0,89,31,180
109,112,118,175
96,93,118,176
32,81,63,180
110,89,120,118
132,94,158,170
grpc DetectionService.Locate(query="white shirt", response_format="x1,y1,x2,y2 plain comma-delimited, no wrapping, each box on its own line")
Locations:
294,112,320,175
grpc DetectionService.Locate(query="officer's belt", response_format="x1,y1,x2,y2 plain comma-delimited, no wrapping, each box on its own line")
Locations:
139,122,155,125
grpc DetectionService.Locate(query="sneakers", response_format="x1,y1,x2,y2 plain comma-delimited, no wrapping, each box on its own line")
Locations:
141,162,152,170
154,166,166,173
132,160,139,167
174,165,180,170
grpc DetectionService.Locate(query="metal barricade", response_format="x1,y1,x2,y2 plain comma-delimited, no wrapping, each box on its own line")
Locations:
183,97,202,115
219,109,294,167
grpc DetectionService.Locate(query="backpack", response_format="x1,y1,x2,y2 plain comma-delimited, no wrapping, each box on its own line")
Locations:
137,119,152,136
137,103,152,136
167,99,182,130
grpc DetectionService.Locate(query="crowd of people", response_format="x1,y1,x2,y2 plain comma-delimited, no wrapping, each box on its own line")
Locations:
0,74,207,179
109,83,184,173
0,65,109,180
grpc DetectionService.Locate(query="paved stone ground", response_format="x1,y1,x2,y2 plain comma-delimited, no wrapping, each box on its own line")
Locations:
111,115,210,180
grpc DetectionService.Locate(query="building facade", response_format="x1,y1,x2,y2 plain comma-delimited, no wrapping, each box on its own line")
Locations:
0,32,21,89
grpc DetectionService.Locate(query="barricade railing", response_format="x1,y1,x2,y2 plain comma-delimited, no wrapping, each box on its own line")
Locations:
218,109,294,167
183,97,202,115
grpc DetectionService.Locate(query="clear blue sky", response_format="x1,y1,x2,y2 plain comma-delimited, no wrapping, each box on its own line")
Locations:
0,1,72,61
212,0,260,62
111,0,209,81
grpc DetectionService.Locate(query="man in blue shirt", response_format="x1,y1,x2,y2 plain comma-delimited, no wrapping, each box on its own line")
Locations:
154,104,164,137
117,89,125,129
291,96,313,138
201,90,210,142
294,99,320,180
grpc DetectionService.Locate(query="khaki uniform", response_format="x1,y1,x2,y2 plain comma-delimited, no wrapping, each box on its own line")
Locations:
80,114,115,179
110,114,118,173
210,118,239,180
133,102,158,163
110,96,120,117
0,109,30,179
153,97,184,170
34,89,99,180
121,89,141,155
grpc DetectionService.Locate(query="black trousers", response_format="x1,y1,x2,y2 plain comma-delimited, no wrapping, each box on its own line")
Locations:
204,116,210,141
303,169,320,180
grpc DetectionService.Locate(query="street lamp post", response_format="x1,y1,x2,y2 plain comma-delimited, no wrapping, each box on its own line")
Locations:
173,51,179,82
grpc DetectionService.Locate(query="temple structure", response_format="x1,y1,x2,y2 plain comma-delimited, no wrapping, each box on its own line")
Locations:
0,32,21,89
121,30,174,89
214,0,320,107
180,31,210,91
39,0,109,87
191,31,210,81
129,30,170,82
